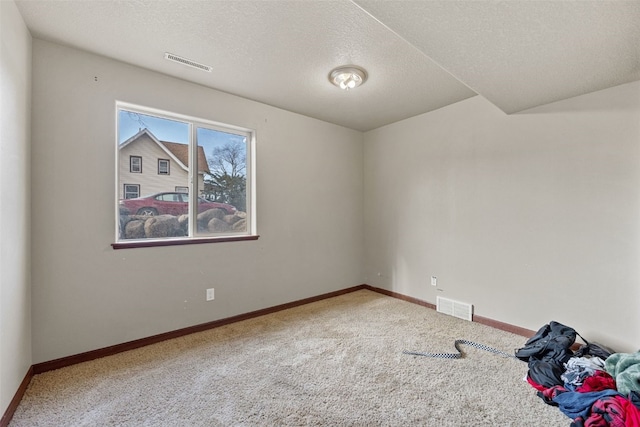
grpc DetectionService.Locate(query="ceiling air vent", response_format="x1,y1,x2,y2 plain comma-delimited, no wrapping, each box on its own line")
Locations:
164,53,212,72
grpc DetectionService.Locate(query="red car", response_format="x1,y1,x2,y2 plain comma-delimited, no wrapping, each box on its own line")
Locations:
120,192,237,216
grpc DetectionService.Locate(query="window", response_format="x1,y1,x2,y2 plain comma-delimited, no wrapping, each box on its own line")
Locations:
115,103,256,247
123,184,140,199
130,156,142,173
156,193,182,202
158,159,170,175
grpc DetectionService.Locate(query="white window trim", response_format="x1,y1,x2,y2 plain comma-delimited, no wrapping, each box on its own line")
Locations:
115,101,257,247
123,184,140,199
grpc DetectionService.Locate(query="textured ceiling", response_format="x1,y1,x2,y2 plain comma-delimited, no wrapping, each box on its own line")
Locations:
355,0,640,114
14,0,640,131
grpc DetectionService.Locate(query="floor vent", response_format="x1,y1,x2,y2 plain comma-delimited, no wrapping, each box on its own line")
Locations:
436,296,473,321
164,52,212,72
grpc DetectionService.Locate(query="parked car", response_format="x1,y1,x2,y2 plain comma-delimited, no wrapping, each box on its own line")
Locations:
120,192,237,216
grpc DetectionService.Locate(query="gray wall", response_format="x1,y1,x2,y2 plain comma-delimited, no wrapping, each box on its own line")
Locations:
31,40,364,364
6,14,640,410
364,82,640,352
0,0,32,415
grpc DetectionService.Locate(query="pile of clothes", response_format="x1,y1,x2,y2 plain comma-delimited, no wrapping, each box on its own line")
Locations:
516,321,640,426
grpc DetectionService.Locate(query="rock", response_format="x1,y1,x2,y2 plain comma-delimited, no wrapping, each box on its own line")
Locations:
198,208,226,229
223,214,240,225
223,211,248,225
232,219,247,232
120,210,243,239
178,214,189,233
208,217,232,233
144,215,182,238
124,219,146,239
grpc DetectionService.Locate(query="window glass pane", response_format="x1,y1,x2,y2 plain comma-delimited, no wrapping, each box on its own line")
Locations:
158,159,169,175
197,127,248,235
130,156,142,173
116,104,254,243
124,184,140,199
118,110,189,240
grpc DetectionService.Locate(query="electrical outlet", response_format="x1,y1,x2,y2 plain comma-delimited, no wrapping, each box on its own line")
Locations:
431,276,437,287
206,288,215,301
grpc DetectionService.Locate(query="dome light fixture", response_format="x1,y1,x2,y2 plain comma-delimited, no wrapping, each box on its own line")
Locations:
329,66,367,90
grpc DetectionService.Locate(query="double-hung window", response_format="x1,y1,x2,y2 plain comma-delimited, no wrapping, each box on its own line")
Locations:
115,102,256,247
130,156,142,173
158,159,170,175
123,184,140,199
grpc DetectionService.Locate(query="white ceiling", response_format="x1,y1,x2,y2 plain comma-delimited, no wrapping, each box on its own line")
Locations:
15,0,640,132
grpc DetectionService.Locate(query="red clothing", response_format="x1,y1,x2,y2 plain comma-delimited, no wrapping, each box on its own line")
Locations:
527,374,548,392
618,395,640,427
577,371,617,393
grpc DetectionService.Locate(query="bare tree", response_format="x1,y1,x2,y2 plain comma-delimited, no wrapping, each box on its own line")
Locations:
203,143,247,211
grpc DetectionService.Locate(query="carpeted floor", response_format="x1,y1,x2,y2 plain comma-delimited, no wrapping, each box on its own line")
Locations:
10,289,569,426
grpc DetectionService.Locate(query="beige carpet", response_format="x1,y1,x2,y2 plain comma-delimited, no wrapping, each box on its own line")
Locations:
10,290,569,426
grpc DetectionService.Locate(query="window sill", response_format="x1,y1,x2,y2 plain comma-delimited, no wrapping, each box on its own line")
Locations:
111,234,259,250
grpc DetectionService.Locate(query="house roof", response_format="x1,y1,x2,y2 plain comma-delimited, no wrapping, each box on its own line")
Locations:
161,141,211,175
119,128,211,174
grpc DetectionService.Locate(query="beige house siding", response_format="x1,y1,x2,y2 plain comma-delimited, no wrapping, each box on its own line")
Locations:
118,132,205,199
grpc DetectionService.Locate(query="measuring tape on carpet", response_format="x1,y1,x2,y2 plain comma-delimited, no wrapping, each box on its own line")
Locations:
403,339,517,359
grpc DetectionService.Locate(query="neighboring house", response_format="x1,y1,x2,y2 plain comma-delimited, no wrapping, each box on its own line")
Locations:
118,128,211,199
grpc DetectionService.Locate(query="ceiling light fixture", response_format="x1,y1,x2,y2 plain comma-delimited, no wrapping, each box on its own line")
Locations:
329,66,367,90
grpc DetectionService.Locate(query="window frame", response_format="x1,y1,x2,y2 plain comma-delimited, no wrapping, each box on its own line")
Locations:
123,184,140,199
158,158,170,175
130,155,142,173
114,102,258,249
